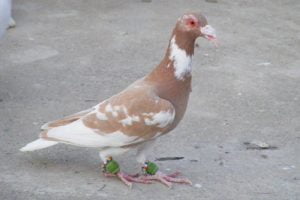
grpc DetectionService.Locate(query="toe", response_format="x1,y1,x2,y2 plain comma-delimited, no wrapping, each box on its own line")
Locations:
117,172,133,188
157,175,172,188
167,171,181,178
164,176,192,185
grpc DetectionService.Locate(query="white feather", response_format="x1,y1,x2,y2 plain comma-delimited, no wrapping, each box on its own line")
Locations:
99,148,131,163
169,36,192,80
120,115,140,126
144,110,175,128
20,139,58,152
46,119,142,148
40,107,94,130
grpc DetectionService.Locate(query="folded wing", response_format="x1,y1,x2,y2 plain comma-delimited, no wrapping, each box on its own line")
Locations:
40,84,175,148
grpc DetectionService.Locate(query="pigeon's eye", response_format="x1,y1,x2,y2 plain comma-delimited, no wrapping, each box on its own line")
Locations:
189,20,196,27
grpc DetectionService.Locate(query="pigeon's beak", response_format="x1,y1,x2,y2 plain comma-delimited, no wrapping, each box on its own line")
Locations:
200,25,218,47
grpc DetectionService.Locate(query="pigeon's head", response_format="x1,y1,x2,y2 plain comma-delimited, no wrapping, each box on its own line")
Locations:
177,13,217,44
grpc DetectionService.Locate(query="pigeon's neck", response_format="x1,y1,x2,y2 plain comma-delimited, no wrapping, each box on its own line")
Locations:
144,30,196,127
168,27,196,60
166,34,194,80
147,28,196,82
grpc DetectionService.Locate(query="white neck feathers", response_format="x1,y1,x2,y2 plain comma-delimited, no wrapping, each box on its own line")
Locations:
168,36,192,80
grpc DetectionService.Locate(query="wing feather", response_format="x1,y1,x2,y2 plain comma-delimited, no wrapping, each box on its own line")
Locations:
40,83,175,148
41,107,95,130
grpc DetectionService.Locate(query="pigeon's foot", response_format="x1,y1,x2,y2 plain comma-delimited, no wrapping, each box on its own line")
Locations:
101,159,191,188
101,157,152,188
139,161,192,187
104,172,153,188
139,171,192,188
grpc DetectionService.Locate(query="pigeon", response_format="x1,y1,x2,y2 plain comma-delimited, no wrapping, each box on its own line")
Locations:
20,12,217,188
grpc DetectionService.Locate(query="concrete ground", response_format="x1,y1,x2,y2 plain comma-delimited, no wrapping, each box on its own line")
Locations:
0,0,299,199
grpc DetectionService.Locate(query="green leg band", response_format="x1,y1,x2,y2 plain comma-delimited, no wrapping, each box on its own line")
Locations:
143,161,159,175
104,159,120,174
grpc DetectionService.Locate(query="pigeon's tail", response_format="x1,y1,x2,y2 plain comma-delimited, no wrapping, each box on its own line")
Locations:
20,138,58,152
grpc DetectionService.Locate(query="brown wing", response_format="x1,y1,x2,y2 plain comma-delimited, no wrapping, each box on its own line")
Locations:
41,108,94,130
82,85,176,141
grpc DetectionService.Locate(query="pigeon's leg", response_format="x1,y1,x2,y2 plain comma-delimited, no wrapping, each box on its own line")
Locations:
99,147,152,188
139,170,192,188
135,141,192,187
136,140,155,166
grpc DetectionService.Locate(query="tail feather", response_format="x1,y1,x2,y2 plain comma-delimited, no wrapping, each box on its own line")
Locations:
20,138,58,152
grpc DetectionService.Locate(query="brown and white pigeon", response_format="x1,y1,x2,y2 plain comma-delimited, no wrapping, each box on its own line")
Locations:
20,12,217,188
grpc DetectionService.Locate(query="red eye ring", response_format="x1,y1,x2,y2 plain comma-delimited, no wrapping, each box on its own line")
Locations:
189,20,195,26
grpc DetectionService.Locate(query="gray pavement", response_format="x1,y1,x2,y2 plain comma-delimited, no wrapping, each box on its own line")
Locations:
0,0,299,199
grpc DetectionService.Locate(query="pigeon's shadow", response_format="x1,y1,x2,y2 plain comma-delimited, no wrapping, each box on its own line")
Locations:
18,147,100,176
17,146,138,176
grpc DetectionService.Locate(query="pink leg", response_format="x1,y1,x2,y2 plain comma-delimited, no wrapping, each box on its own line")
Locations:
104,172,153,188
166,171,181,178
139,171,192,188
